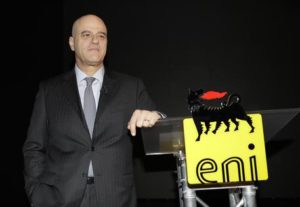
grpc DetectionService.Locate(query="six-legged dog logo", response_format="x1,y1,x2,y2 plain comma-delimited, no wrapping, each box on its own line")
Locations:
187,89,255,141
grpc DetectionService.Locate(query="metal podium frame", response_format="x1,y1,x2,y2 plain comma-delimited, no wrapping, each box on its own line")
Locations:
141,107,300,207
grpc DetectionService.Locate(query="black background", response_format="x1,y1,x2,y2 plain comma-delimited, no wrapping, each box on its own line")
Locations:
4,0,300,206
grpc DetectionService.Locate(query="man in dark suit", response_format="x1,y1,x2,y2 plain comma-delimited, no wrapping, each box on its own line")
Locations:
23,14,163,207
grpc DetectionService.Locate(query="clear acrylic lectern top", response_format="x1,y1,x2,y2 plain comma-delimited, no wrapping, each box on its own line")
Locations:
141,108,300,156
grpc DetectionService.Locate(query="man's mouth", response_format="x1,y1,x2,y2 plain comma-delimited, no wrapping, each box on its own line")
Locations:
88,48,99,51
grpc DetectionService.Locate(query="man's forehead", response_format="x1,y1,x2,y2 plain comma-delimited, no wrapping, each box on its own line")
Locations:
79,20,106,29
73,15,107,34
78,26,107,33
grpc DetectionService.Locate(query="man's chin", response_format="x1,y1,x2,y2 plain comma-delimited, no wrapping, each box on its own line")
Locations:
86,60,103,67
85,56,102,63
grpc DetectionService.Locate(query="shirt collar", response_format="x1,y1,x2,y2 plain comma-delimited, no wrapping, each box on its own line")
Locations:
75,65,105,86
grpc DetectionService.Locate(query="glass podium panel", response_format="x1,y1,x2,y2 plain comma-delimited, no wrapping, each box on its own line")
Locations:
141,117,186,155
141,108,300,155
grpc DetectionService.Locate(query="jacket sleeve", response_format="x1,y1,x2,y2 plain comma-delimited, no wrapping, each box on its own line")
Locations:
135,78,166,118
22,82,48,200
135,78,157,110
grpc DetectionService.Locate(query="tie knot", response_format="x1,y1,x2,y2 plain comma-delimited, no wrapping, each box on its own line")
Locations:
85,77,96,87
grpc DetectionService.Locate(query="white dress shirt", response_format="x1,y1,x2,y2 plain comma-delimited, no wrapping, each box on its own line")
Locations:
75,65,105,177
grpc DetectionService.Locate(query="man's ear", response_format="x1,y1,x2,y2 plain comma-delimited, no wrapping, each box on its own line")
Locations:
69,36,75,51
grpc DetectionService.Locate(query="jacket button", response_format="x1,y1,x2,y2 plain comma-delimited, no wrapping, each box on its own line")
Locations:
91,146,95,151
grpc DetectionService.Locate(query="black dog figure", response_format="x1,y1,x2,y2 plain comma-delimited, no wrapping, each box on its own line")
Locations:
188,89,255,141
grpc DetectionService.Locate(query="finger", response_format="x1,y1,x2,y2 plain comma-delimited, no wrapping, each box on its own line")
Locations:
128,111,139,136
145,111,161,127
142,119,151,127
128,121,136,136
136,111,146,127
148,119,155,127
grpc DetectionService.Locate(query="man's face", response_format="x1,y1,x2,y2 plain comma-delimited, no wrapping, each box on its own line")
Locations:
69,15,108,68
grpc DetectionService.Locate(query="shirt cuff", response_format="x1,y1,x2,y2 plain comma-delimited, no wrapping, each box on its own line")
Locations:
154,111,167,119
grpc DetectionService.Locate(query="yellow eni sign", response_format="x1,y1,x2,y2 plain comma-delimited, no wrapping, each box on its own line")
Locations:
183,114,268,186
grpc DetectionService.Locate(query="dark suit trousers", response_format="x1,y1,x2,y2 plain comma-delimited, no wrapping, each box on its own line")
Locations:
80,183,98,207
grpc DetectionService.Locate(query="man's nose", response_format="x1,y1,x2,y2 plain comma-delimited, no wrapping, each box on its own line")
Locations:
91,35,100,43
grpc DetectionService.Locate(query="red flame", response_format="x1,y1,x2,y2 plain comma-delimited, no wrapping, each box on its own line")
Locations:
200,91,228,100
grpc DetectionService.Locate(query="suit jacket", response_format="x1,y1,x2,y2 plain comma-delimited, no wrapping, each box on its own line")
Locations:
23,69,156,207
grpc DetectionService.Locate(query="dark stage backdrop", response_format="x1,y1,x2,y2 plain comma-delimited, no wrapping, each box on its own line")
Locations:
8,0,300,206
3,2,63,207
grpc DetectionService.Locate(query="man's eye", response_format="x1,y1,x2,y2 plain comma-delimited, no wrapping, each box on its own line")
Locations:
96,34,106,39
81,33,91,38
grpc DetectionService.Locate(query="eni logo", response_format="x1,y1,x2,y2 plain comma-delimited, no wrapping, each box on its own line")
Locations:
183,97,268,185
187,89,255,141
196,155,258,184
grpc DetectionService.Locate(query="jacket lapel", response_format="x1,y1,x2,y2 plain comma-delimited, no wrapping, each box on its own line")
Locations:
61,71,90,138
94,70,119,125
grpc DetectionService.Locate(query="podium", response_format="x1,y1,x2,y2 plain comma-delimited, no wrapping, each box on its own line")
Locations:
141,107,300,207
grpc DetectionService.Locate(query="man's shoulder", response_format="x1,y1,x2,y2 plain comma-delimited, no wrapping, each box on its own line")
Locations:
39,70,74,87
107,70,142,83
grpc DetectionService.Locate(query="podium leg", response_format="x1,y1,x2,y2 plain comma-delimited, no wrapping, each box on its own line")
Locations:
228,188,241,207
176,151,209,207
183,188,197,207
176,156,184,207
242,185,257,207
228,185,257,207
180,157,197,207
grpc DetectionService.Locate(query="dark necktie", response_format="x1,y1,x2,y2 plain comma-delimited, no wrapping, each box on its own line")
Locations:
84,77,96,137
